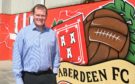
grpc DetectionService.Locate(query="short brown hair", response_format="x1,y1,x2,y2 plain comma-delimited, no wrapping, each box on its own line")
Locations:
32,4,47,14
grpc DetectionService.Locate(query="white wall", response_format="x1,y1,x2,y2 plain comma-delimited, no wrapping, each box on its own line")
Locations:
2,0,44,14
2,0,12,14
2,0,33,14
0,0,2,13
45,0,85,9
34,0,45,5
1,0,85,14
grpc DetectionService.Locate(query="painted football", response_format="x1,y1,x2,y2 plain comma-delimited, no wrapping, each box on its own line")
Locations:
84,9,129,65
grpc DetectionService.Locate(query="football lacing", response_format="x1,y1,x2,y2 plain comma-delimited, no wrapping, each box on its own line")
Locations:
95,29,120,41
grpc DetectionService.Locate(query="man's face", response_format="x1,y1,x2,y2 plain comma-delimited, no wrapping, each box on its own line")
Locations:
33,8,47,28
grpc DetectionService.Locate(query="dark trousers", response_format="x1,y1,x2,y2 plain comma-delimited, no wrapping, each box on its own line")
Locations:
22,69,57,84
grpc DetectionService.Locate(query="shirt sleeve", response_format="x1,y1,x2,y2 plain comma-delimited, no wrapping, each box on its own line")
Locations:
12,30,24,84
16,78,24,84
52,34,60,74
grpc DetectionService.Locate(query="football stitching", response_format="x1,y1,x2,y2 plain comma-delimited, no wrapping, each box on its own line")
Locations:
95,29,120,41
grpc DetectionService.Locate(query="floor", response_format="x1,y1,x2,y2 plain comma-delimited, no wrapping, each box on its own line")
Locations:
0,61,15,84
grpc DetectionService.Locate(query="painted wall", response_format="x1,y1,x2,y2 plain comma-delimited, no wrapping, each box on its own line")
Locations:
0,0,106,60
0,0,135,83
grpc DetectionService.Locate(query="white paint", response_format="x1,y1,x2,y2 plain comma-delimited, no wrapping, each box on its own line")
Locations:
9,33,16,40
23,13,27,28
29,15,33,24
67,47,72,58
14,15,19,34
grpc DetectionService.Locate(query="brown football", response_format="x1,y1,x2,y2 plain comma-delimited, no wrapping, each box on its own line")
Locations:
84,9,129,65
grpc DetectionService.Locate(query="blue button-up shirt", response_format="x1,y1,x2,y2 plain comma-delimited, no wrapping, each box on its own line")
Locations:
13,23,60,84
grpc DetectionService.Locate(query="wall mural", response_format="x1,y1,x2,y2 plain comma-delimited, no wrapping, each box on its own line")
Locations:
0,13,31,60
0,0,135,83
52,0,135,83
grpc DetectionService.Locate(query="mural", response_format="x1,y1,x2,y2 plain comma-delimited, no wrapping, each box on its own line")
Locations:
0,13,31,60
53,15,88,65
0,0,135,83
51,0,135,83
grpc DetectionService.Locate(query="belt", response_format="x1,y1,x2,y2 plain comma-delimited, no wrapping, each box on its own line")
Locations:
22,69,53,75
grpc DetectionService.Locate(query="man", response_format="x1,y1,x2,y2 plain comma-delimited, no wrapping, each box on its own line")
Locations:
13,4,60,84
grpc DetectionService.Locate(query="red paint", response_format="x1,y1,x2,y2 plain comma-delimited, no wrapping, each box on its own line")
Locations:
53,14,88,64
0,0,134,61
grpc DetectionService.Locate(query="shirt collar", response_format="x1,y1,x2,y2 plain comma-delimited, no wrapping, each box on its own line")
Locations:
31,22,47,32
31,22,36,30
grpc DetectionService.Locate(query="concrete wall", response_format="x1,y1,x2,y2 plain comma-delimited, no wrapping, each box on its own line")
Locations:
0,0,2,13
45,0,85,9
2,0,12,14
1,0,86,14
2,0,33,14
1,0,44,14
0,0,102,14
